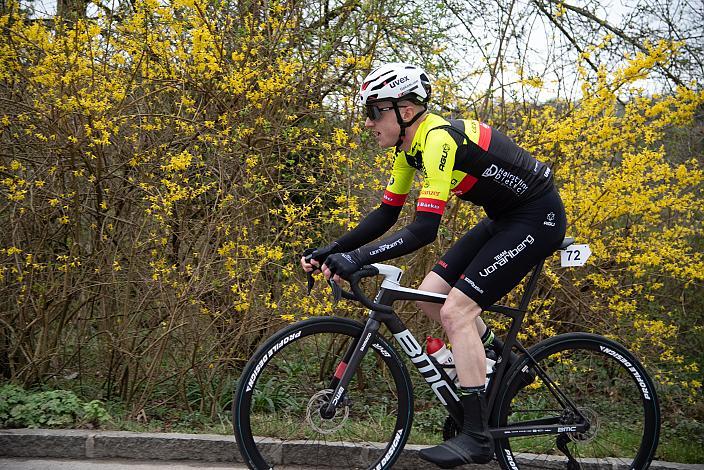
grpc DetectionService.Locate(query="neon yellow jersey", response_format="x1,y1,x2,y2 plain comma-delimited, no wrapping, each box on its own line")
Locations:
382,113,552,219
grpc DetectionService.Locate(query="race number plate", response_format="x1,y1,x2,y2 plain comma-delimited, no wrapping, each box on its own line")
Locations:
560,244,592,267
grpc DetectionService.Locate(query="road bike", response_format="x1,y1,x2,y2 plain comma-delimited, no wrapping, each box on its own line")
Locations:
232,237,660,469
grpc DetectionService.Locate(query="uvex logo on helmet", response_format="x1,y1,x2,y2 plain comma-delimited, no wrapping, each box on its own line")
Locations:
388,76,409,88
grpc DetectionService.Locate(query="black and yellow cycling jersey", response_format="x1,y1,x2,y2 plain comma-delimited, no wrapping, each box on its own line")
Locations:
382,113,553,220
332,112,564,307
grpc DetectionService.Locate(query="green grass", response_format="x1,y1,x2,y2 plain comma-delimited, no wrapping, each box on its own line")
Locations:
6,335,701,465
656,435,704,464
89,402,703,464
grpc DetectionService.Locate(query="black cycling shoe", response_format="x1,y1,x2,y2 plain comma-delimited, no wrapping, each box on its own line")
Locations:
419,392,494,468
418,432,494,468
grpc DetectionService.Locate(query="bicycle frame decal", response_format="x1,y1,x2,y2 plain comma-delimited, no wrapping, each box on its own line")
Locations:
331,386,346,408
245,330,302,392
359,332,373,352
374,429,404,470
393,329,459,405
599,345,652,400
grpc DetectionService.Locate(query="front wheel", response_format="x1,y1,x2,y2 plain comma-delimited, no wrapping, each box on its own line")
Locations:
233,317,414,469
494,333,660,469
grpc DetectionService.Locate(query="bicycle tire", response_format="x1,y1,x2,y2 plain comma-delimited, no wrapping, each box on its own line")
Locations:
493,332,660,469
233,317,414,469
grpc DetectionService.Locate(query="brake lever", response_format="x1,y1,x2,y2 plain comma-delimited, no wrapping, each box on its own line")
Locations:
328,279,343,303
302,250,316,295
306,271,315,295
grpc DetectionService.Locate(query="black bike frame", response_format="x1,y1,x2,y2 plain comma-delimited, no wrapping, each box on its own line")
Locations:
321,259,590,439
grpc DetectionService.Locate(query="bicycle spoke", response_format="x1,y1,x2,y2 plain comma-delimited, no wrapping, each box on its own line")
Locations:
234,318,412,469
494,333,659,470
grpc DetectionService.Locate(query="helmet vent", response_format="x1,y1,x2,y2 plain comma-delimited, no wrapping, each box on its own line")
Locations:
371,74,397,91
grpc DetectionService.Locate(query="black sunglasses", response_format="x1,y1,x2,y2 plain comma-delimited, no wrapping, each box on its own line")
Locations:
365,105,395,121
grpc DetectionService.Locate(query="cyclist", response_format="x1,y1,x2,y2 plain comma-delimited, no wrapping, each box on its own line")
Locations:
301,62,567,467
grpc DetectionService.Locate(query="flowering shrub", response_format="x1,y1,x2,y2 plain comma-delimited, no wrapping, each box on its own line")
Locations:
0,1,701,424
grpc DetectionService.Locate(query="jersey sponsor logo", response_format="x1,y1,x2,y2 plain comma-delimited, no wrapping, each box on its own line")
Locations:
417,198,446,214
388,76,409,88
439,144,450,171
460,274,484,294
420,189,441,198
382,190,407,206
369,237,404,256
481,164,529,195
465,120,492,150
479,235,535,277
533,162,551,178
544,212,556,227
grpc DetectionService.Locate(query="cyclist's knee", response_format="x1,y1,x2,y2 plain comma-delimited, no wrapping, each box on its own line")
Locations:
416,272,451,319
439,290,481,332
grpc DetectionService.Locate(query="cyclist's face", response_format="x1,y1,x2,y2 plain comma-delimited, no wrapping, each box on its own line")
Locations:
364,102,401,148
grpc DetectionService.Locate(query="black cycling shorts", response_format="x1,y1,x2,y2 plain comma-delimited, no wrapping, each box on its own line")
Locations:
432,188,567,309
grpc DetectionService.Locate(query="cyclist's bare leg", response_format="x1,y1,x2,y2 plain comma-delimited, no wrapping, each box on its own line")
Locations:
416,271,489,340
439,288,486,387
419,286,493,466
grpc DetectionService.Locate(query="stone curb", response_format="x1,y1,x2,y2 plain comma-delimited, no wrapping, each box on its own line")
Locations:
0,429,702,469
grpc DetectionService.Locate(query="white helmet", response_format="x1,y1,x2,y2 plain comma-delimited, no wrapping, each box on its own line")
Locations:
358,62,431,105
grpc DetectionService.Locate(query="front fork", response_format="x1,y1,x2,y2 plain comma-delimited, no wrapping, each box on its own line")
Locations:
321,318,382,418
322,319,464,428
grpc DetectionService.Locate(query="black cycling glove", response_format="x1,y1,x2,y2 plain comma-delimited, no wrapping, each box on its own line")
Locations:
303,242,341,266
325,250,364,279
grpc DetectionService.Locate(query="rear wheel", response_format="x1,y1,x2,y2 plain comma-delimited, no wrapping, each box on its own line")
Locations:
233,317,413,469
493,333,660,469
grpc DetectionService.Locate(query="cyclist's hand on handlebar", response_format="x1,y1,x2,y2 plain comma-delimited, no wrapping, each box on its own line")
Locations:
301,242,340,274
322,250,364,282
300,249,320,273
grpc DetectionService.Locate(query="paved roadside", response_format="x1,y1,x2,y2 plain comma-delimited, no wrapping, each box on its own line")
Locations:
1,429,702,469
0,458,252,469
